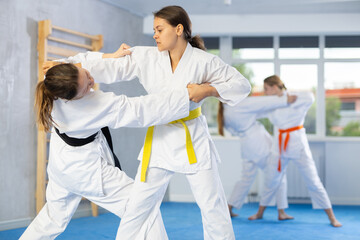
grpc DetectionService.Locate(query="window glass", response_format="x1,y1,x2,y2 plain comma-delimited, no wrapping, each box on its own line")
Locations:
233,48,274,59
325,35,360,59
325,62,360,136
232,37,274,59
203,37,220,56
279,48,319,59
324,48,360,59
279,36,319,59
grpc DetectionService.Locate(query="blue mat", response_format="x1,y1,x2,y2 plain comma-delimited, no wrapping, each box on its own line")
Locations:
1,203,359,240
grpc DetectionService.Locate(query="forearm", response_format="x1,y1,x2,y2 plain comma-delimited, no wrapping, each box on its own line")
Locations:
206,85,220,98
102,53,115,59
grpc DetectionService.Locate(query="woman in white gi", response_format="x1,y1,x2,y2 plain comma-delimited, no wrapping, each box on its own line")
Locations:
248,75,342,227
218,94,297,220
67,6,251,240
20,51,209,239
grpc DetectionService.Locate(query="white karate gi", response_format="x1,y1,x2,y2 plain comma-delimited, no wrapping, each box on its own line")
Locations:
225,95,289,210
20,80,190,239
74,43,251,240
260,92,332,209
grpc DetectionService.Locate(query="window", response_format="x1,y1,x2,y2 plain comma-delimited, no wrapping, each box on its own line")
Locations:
341,102,356,111
201,35,360,138
232,37,274,59
203,37,220,56
324,36,360,59
324,62,360,136
279,36,319,59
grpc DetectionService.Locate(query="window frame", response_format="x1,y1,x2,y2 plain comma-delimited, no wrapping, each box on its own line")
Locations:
208,35,360,140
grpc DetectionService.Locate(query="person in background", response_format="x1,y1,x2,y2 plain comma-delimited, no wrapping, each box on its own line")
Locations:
218,92,297,220
248,75,342,227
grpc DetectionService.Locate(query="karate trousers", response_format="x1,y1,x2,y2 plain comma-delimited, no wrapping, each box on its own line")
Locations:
260,149,332,209
228,153,288,210
116,160,235,240
19,159,167,240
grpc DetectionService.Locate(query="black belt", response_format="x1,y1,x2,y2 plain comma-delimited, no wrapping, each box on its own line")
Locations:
55,127,122,170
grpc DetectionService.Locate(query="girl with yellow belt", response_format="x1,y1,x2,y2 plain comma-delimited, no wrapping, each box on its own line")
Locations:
63,6,251,239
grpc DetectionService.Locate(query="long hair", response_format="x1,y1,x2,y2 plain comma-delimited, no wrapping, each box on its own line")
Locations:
217,101,225,136
154,5,206,51
35,63,79,132
264,75,287,90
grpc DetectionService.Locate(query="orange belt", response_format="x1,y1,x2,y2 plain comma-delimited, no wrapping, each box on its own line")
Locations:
278,125,303,172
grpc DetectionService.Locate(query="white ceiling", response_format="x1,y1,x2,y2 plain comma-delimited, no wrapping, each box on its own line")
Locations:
101,0,360,17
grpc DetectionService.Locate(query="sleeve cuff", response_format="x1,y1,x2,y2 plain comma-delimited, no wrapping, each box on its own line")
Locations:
210,83,227,102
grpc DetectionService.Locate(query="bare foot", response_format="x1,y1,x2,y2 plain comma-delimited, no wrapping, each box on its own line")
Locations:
249,206,266,220
278,212,294,221
248,213,263,220
324,208,342,227
330,218,342,227
228,204,238,218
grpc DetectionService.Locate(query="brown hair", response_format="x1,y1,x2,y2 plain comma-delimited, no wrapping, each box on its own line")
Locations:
154,5,206,50
264,75,287,90
35,63,79,132
217,101,225,136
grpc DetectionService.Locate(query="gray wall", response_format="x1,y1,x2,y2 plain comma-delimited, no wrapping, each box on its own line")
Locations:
0,0,154,229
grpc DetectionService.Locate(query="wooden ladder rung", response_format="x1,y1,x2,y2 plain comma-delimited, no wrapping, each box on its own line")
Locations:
52,25,101,41
48,36,93,50
47,56,60,61
48,45,80,58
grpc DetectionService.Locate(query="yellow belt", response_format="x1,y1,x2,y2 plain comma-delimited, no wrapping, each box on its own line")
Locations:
140,107,202,182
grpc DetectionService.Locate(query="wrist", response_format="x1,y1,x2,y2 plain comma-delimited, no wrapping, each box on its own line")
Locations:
102,53,114,59
207,85,219,97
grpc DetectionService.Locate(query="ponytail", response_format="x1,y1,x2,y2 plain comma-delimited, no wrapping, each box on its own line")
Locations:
35,81,55,132
189,35,206,51
34,63,79,132
217,101,225,136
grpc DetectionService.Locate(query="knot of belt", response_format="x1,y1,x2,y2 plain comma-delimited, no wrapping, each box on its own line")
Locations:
140,107,202,182
277,125,303,172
